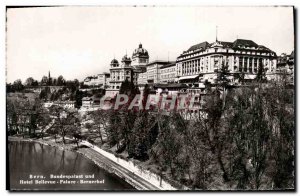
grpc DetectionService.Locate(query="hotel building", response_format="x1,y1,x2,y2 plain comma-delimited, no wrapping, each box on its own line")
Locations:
176,39,277,84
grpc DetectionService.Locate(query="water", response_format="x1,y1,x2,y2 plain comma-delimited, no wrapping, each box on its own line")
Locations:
8,141,135,190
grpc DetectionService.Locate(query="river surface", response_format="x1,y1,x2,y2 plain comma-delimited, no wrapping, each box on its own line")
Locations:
8,141,135,190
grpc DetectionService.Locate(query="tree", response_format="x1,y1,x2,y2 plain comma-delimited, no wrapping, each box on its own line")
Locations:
12,79,24,92
127,112,158,160
7,99,18,135
39,86,50,101
41,76,48,86
35,105,52,139
52,78,57,86
119,79,139,97
25,77,35,86
150,113,182,178
216,63,231,110
263,78,294,189
203,89,231,183
142,84,151,110
57,75,65,86
256,62,267,82
187,115,214,189
49,105,78,144
89,109,111,144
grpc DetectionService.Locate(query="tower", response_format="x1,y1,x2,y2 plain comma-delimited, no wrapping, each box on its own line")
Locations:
48,70,52,85
131,43,149,69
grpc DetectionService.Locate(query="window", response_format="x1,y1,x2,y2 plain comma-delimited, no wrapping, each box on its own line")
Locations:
254,58,258,73
239,57,243,72
249,58,253,73
244,57,248,72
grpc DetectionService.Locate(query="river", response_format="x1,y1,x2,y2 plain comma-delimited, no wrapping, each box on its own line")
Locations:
8,141,135,190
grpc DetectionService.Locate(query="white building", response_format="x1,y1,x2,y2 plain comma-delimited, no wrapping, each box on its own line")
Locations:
160,62,177,83
106,43,150,97
176,39,277,84
81,97,93,109
136,60,172,85
131,43,149,69
83,72,110,87
44,101,75,109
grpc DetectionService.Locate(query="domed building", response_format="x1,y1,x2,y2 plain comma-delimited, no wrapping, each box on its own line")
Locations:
131,43,149,68
110,58,119,68
121,54,132,67
107,56,134,97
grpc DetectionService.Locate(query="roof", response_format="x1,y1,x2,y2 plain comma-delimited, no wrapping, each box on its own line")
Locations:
179,38,275,58
160,62,176,69
111,59,119,64
146,60,173,66
132,43,149,57
218,41,233,48
122,54,131,62
82,97,92,101
187,41,209,52
179,75,199,80
232,39,258,48
154,83,188,89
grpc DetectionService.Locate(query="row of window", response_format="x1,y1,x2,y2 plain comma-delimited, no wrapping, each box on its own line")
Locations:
161,67,176,73
161,73,176,79
179,56,276,75
182,59,209,75
179,48,273,61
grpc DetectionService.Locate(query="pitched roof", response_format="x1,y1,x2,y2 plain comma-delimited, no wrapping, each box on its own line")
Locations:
290,51,294,58
232,39,258,48
160,62,176,69
218,41,233,48
187,41,209,52
146,60,173,66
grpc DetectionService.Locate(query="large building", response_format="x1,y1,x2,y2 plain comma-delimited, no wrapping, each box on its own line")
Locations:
131,43,149,69
145,60,172,84
176,39,278,85
83,72,110,87
276,51,294,83
160,62,177,83
109,55,133,90
106,43,150,97
277,51,294,73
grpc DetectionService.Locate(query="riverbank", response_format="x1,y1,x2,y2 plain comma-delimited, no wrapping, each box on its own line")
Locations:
8,136,177,191
8,136,77,151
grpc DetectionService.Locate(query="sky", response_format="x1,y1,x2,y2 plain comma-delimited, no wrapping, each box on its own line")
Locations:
6,6,294,83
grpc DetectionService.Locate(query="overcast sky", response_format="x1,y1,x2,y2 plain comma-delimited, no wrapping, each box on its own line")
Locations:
6,6,294,83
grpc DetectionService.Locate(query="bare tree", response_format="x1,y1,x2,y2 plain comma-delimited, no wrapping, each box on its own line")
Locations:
49,105,78,144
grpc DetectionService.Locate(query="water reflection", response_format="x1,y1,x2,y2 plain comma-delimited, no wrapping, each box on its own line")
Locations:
9,141,135,190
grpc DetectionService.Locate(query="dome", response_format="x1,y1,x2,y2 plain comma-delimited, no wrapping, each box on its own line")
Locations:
110,58,119,65
122,54,131,62
132,43,149,58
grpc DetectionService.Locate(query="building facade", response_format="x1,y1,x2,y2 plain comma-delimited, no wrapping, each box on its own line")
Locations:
137,71,147,85
109,56,133,91
131,43,149,69
276,51,294,83
145,60,171,84
277,51,294,73
105,43,150,97
160,62,177,83
176,39,277,84
83,73,110,87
